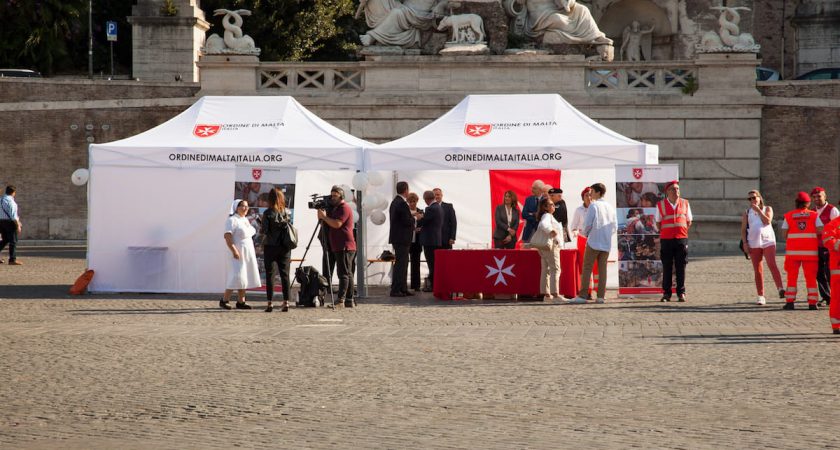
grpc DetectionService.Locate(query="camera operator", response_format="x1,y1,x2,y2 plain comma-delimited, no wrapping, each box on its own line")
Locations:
316,186,357,308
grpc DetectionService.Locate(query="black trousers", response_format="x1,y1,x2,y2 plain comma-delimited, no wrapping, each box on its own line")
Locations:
391,243,410,294
263,245,291,302
410,242,423,290
817,247,831,301
423,245,439,286
661,238,688,297
334,250,356,301
0,220,17,262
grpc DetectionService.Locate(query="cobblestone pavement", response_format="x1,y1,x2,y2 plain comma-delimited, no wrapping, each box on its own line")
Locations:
0,247,838,449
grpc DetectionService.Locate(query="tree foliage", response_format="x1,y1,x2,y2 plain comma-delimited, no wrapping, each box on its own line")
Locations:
201,0,362,61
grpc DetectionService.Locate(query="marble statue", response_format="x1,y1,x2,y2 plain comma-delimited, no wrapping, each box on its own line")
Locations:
437,14,486,43
203,9,260,55
620,20,654,61
515,0,612,46
358,0,449,47
698,6,759,53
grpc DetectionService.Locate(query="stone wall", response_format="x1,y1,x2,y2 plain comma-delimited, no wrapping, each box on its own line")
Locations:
759,80,840,215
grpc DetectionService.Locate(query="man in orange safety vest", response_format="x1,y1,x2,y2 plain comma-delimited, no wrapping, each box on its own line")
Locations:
656,180,692,302
819,215,840,333
781,191,823,310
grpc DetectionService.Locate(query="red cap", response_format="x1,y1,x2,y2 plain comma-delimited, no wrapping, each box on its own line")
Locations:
665,180,680,191
811,186,825,195
796,191,811,203
581,187,591,199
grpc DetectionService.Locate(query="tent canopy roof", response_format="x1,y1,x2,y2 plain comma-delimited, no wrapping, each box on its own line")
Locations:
90,96,370,170
365,94,658,171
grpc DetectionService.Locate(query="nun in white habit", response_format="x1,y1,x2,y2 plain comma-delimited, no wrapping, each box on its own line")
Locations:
220,199,262,310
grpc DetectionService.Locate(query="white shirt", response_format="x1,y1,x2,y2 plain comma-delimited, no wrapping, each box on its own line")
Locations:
746,207,777,249
583,198,617,252
0,194,18,221
538,212,563,245
570,205,588,236
653,198,693,223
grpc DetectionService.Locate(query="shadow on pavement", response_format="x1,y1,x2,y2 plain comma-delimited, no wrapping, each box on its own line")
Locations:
15,246,86,259
70,308,226,316
658,332,839,345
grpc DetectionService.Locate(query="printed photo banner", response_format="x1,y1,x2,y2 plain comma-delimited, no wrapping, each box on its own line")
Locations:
232,166,297,291
615,164,679,296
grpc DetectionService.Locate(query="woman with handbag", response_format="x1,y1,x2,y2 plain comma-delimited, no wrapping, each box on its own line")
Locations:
220,199,261,310
741,189,783,305
493,190,520,249
261,188,296,312
530,197,563,300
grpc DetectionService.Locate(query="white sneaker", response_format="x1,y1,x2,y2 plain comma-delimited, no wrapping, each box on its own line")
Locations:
756,296,766,305
568,296,587,304
596,298,606,304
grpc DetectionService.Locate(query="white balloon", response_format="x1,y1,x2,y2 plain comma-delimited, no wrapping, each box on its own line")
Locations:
365,192,382,208
71,168,89,186
375,194,389,210
368,171,385,187
369,209,386,225
340,184,354,201
352,208,360,223
352,172,369,190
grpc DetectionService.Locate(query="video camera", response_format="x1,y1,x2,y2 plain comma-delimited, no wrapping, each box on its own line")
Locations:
308,194,331,210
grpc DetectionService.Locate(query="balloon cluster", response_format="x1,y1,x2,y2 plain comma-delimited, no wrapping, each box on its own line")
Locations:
351,171,388,226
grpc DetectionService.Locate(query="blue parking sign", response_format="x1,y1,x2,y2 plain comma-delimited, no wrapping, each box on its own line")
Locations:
106,21,118,41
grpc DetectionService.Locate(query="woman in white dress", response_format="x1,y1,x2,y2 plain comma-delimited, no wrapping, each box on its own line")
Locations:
741,190,783,305
220,199,262,310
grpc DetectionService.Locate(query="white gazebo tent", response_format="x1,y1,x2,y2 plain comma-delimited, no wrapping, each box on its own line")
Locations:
87,96,370,293
365,93,658,171
363,93,659,288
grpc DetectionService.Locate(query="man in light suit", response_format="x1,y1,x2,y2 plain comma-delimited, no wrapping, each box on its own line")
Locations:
418,190,443,291
434,188,457,249
389,181,415,297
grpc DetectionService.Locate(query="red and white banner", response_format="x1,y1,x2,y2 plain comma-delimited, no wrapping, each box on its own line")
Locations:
615,164,679,296
489,169,560,248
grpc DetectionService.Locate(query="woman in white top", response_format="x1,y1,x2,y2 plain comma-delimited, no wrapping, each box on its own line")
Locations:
220,199,262,310
532,197,564,300
741,190,783,305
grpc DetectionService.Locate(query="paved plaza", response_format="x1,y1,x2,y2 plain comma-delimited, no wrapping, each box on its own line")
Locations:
1,246,838,449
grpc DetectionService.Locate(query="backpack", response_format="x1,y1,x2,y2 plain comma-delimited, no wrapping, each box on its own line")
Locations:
295,266,328,307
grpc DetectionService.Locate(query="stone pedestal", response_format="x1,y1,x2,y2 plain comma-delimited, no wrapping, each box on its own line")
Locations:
695,53,761,96
128,0,209,82
197,55,260,95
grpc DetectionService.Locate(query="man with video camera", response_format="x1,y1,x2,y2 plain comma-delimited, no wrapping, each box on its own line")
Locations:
316,186,357,307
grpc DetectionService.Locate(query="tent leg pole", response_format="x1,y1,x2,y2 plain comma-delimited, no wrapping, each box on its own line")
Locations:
356,189,367,299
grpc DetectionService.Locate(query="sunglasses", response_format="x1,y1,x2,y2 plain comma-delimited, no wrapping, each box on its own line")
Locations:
747,196,758,200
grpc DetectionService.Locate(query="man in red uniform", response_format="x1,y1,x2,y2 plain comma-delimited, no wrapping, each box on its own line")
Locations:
821,215,840,333
810,187,839,307
656,180,692,302
781,192,823,310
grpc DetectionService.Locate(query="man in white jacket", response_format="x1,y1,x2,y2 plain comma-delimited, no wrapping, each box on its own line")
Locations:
569,183,617,304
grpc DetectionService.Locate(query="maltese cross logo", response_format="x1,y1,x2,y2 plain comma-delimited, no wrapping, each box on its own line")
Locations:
464,123,492,137
485,256,516,286
632,168,643,179
193,124,221,138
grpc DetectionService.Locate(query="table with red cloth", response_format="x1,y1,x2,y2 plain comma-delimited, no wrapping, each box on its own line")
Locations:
433,248,580,299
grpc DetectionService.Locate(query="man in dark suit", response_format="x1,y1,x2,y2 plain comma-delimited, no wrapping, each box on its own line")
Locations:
417,190,443,291
389,181,415,297
433,188,457,249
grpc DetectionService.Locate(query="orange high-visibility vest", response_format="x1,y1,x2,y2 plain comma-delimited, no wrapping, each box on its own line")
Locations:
784,208,819,261
657,198,689,239
822,216,840,254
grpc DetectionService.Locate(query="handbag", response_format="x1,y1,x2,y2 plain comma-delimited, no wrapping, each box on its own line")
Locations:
527,227,552,250
739,208,749,259
282,214,298,250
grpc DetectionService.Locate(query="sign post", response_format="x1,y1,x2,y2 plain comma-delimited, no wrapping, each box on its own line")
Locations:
106,21,118,77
